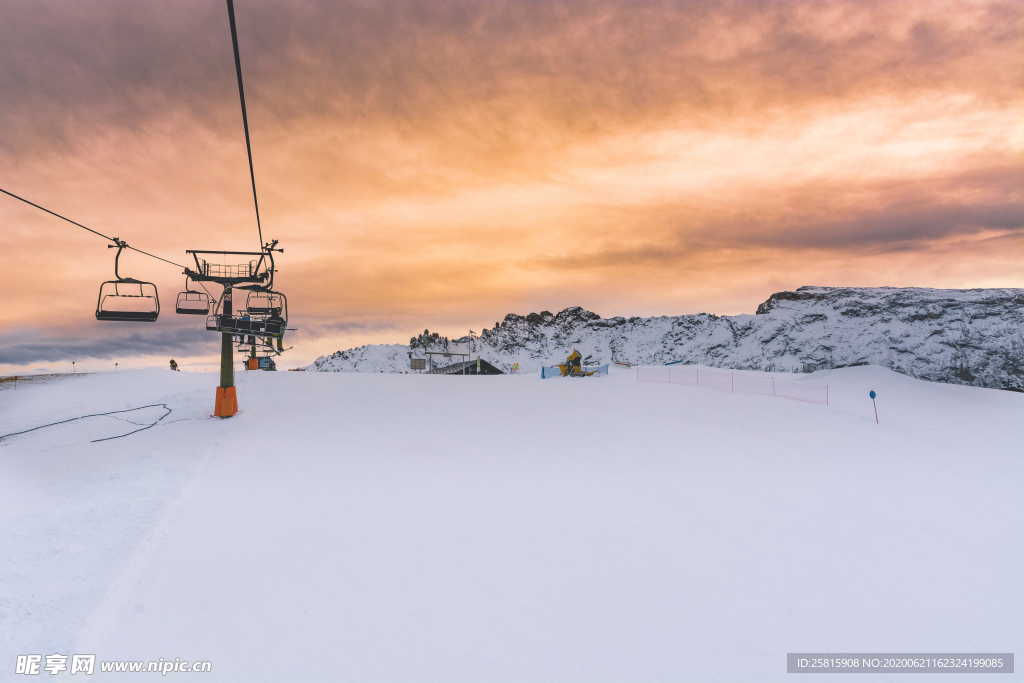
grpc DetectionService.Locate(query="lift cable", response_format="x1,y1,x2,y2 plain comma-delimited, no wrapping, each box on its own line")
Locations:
0,187,216,299
1,187,117,243
226,0,264,251
1,187,185,268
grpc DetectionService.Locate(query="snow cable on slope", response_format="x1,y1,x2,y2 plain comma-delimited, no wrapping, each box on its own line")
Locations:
0,403,173,444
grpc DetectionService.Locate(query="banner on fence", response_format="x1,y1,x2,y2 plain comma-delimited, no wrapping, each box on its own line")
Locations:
540,365,560,379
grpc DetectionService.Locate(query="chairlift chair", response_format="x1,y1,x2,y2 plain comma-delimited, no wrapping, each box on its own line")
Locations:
206,302,286,338
175,278,213,315
244,288,286,318
95,240,160,322
206,312,285,338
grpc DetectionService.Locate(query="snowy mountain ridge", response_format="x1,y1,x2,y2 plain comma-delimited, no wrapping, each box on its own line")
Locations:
308,286,1024,391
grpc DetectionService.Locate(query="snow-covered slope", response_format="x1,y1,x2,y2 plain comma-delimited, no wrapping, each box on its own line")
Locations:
309,286,1024,390
2,368,1022,681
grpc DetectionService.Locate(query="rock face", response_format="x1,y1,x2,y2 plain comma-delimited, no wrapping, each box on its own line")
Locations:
308,286,1024,391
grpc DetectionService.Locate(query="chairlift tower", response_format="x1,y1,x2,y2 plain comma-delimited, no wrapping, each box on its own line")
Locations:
185,241,283,417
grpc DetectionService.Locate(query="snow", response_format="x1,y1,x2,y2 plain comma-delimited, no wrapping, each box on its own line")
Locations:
309,343,412,374
2,367,1021,681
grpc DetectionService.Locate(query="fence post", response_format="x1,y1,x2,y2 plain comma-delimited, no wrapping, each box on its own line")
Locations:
731,372,734,393
826,384,830,407
697,365,701,386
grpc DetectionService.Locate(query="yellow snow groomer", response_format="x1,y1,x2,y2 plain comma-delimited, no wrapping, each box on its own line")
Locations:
558,349,597,377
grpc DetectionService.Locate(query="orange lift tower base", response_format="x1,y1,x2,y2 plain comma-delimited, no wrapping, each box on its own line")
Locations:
215,385,238,417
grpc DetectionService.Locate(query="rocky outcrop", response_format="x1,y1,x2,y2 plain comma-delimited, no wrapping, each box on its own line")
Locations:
309,287,1024,391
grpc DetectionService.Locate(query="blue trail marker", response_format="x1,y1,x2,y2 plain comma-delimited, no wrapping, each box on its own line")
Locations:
868,389,879,424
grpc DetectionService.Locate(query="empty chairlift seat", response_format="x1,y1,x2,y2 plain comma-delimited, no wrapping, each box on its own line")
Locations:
176,289,211,315
94,239,160,322
95,278,160,322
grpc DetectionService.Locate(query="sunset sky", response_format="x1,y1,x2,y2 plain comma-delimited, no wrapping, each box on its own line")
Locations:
2,0,1022,372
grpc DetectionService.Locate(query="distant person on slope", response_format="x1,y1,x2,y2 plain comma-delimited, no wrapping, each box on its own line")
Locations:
169,359,179,372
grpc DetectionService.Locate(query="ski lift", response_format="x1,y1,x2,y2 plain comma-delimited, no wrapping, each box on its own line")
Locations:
187,245,288,339
175,277,212,315
95,240,160,322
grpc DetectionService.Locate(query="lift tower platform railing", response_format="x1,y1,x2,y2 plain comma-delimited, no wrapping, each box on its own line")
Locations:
185,242,282,417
